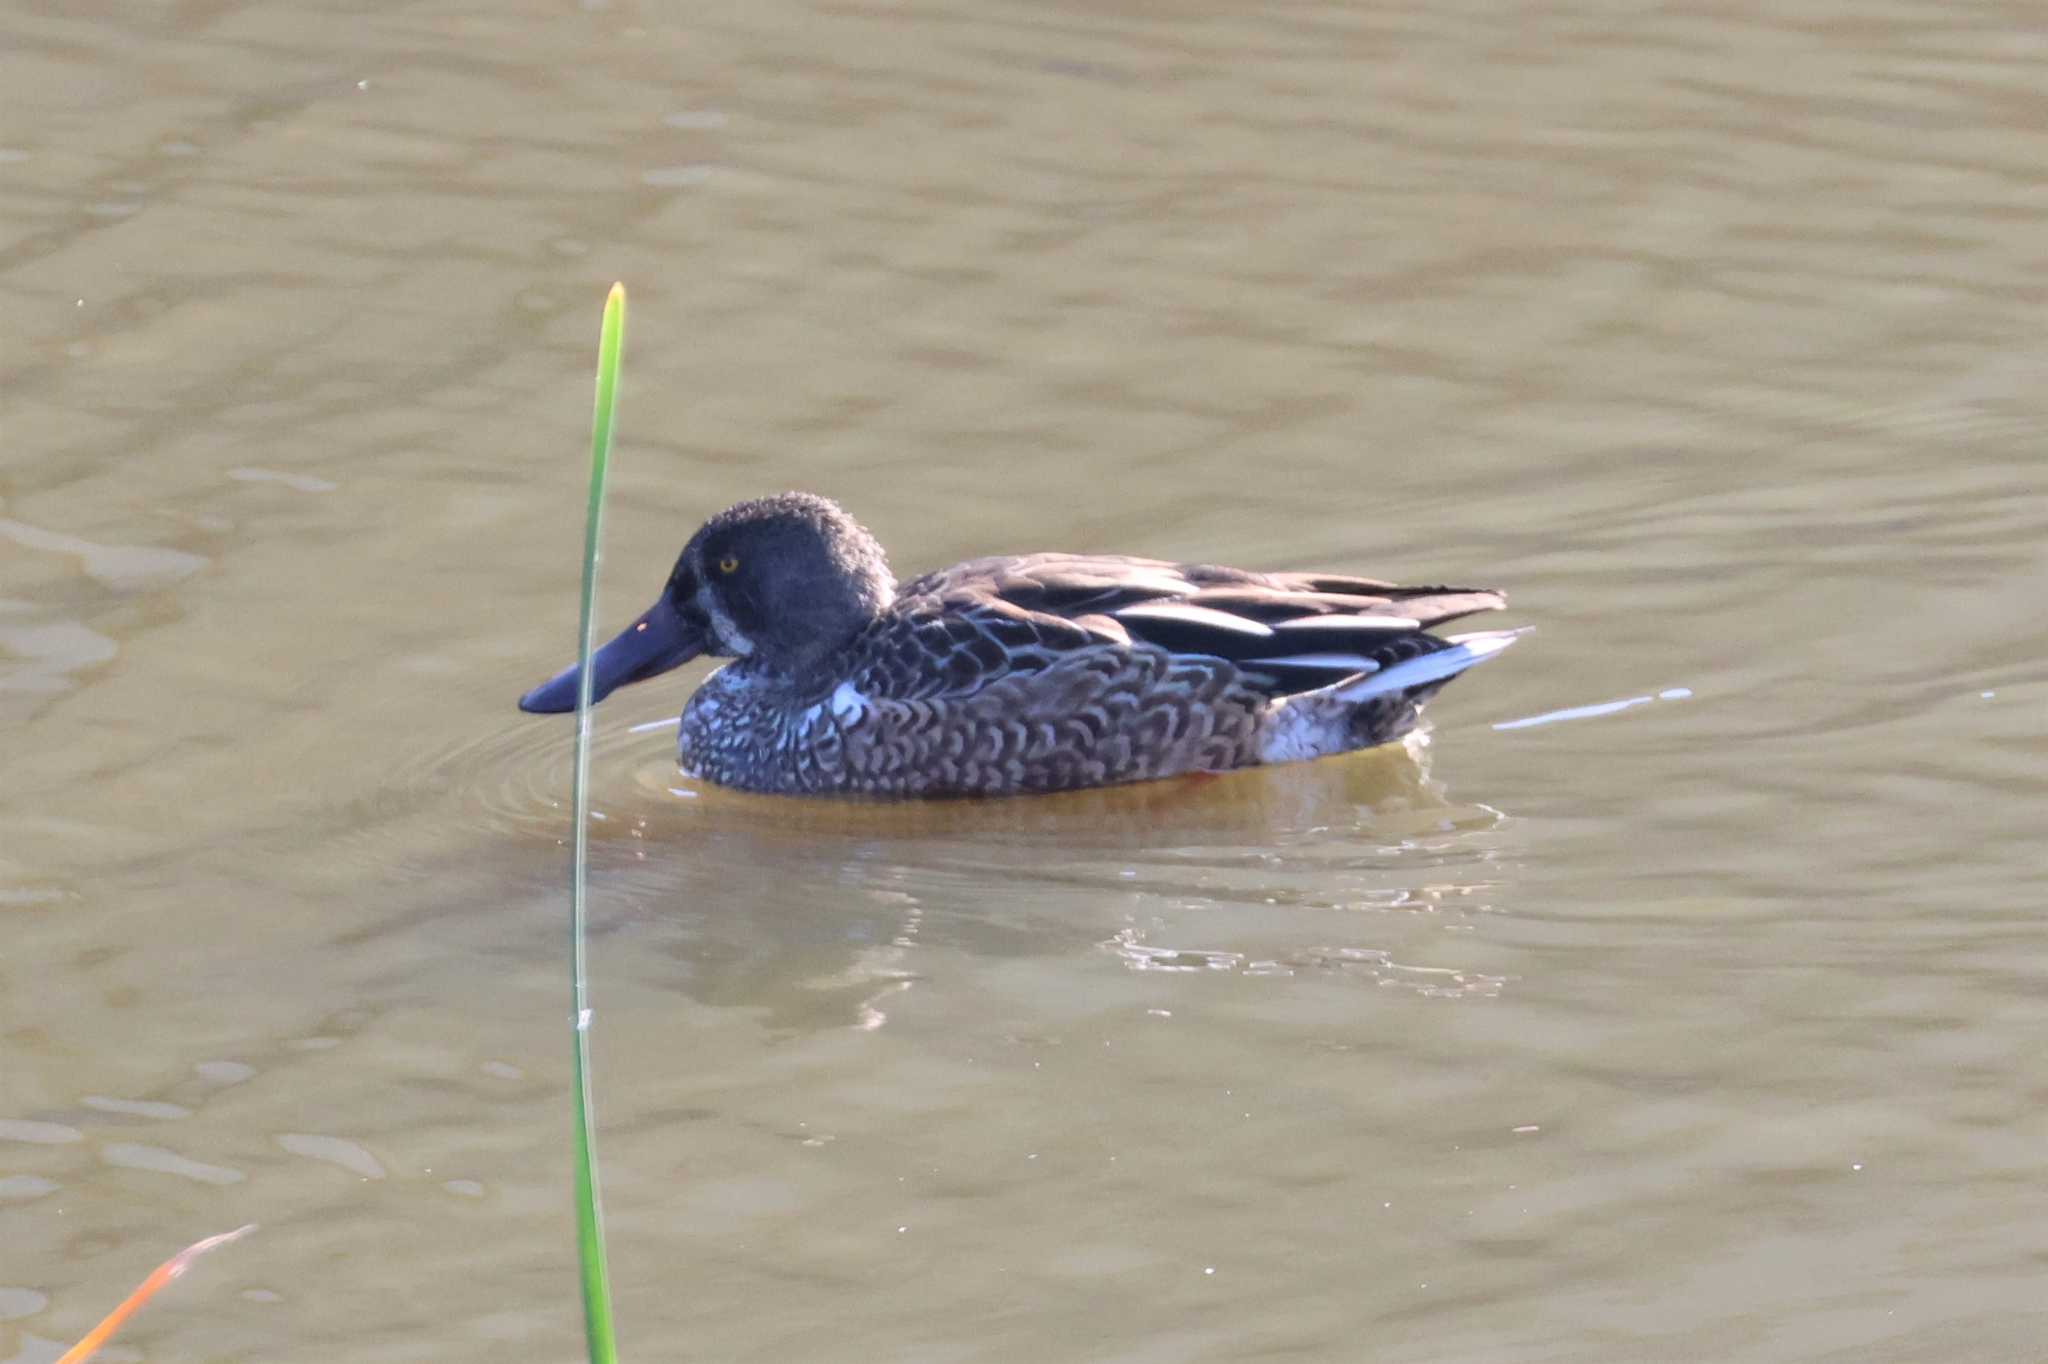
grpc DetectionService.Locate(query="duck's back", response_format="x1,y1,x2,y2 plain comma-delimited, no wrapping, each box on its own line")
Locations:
885,552,1505,703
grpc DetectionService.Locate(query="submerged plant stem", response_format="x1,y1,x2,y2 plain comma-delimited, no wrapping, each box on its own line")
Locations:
571,281,626,1364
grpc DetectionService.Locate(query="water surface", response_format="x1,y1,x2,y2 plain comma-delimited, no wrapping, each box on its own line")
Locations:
5,1,2046,1360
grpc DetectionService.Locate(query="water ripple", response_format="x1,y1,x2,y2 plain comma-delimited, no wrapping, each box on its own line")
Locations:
100,1142,245,1185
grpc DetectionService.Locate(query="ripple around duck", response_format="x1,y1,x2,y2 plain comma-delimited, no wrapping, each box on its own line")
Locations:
323,711,1510,994
329,702,678,858
351,701,1516,885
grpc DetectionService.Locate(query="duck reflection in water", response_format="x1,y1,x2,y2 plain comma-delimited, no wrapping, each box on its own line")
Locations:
569,732,1508,1030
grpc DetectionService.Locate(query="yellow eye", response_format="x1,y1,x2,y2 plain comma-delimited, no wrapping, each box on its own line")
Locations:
717,555,740,575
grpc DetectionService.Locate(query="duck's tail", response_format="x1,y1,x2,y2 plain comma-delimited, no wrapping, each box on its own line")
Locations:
1258,628,1526,765
1327,627,1527,704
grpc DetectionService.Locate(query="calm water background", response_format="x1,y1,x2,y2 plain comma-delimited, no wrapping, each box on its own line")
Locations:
5,1,2046,1360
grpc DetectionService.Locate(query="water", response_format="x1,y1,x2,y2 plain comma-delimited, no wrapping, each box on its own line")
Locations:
5,1,2045,1360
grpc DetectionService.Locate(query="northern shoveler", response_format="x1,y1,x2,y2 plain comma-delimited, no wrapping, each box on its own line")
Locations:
519,492,1517,798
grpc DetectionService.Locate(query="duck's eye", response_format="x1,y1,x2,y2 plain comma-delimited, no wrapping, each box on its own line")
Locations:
717,555,740,575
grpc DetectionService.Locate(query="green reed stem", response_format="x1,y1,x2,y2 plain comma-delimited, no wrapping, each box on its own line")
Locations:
569,281,626,1364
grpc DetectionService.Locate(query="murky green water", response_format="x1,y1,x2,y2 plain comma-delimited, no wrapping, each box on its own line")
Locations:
6,2,2046,1360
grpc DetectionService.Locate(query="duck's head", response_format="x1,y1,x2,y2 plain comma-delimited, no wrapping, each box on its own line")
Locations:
518,492,895,713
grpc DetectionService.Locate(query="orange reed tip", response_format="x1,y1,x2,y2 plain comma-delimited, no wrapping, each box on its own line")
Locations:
55,1224,256,1364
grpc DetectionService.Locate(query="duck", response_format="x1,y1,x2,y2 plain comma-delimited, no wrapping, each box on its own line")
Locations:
518,492,1518,799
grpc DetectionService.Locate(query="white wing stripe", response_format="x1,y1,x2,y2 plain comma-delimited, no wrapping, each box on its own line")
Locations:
1271,614,1419,632
1246,653,1385,672
1114,602,1274,636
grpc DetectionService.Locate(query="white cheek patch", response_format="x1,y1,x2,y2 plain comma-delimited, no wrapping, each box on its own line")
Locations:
701,592,754,656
